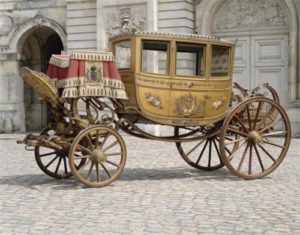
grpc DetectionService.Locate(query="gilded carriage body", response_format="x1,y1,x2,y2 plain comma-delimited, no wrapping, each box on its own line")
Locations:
109,32,235,126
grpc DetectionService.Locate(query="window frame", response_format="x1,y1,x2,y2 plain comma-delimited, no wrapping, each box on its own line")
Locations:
175,41,206,78
140,39,171,77
210,44,231,78
113,39,132,71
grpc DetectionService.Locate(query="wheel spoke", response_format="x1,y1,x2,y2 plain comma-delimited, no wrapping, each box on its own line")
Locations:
78,159,91,171
208,140,212,168
225,137,246,145
233,114,249,133
106,160,119,168
87,163,94,180
55,157,62,175
103,140,118,152
257,144,276,163
248,144,253,175
227,127,248,137
252,101,262,130
218,136,232,155
95,130,99,148
100,163,111,178
76,144,93,155
237,143,250,171
75,154,90,159
186,139,206,156
63,156,68,174
262,140,285,149
85,134,94,150
95,163,100,182
39,151,58,157
100,133,110,148
196,139,209,164
262,131,287,137
246,104,252,130
228,141,247,162
106,152,122,157
212,138,222,163
45,155,59,168
225,136,234,141
259,117,280,133
253,144,265,172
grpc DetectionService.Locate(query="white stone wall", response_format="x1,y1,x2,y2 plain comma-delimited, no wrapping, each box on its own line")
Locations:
66,0,97,51
0,0,67,133
158,0,194,33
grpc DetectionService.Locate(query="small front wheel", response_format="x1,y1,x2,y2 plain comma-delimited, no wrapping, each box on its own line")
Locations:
69,125,126,187
35,128,72,179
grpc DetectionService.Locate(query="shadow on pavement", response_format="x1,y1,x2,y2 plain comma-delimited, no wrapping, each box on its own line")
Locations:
119,167,240,181
0,167,242,190
0,174,81,191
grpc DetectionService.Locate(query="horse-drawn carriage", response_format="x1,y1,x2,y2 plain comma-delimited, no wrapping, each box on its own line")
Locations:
18,32,291,187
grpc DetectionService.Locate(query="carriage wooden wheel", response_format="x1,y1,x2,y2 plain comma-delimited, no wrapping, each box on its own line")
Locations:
219,97,291,179
69,125,126,187
35,128,73,179
174,126,225,171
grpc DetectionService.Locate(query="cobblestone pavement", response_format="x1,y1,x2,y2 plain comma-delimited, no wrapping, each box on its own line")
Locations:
0,133,299,235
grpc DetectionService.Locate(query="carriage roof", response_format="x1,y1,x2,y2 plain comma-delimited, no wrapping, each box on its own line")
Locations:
110,31,235,45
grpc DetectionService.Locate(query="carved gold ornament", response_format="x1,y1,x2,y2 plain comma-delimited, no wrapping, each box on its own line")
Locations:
175,93,206,117
144,92,162,109
212,97,226,111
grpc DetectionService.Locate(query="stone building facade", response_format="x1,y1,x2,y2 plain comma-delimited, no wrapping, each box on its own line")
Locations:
0,0,299,136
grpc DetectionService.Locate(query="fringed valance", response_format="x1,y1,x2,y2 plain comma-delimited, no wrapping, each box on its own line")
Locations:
47,51,128,99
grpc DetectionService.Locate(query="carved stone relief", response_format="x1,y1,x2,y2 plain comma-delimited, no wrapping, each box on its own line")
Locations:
0,14,13,36
215,0,287,31
104,6,147,38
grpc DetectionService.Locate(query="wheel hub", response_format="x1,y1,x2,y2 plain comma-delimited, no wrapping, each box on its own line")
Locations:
248,131,263,144
91,148,107,164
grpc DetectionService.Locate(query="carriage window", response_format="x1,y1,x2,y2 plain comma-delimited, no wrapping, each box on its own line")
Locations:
142,40,169,75
176,43,205,76
211,45,230,76
114,40,131,69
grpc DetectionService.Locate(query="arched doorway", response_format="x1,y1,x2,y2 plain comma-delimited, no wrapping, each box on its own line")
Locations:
19,27,63,131
211,0,290,107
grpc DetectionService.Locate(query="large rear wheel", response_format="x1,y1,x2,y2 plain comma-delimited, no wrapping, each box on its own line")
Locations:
219,97,291,179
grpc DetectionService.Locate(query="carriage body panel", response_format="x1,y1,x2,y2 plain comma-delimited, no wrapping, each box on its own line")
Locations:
110,32,235,126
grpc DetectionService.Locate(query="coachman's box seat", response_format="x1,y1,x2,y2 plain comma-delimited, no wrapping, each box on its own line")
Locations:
47,51,128,99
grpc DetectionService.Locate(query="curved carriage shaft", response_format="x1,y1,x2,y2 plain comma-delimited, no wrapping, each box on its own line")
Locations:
250,83,280,103
219,97,291,179
232,83,280,106
69,126,126,187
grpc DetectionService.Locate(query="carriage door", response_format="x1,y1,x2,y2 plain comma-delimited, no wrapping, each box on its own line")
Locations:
212,0,289,108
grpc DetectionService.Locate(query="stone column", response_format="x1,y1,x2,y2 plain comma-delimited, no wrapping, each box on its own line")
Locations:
0,52,25,133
